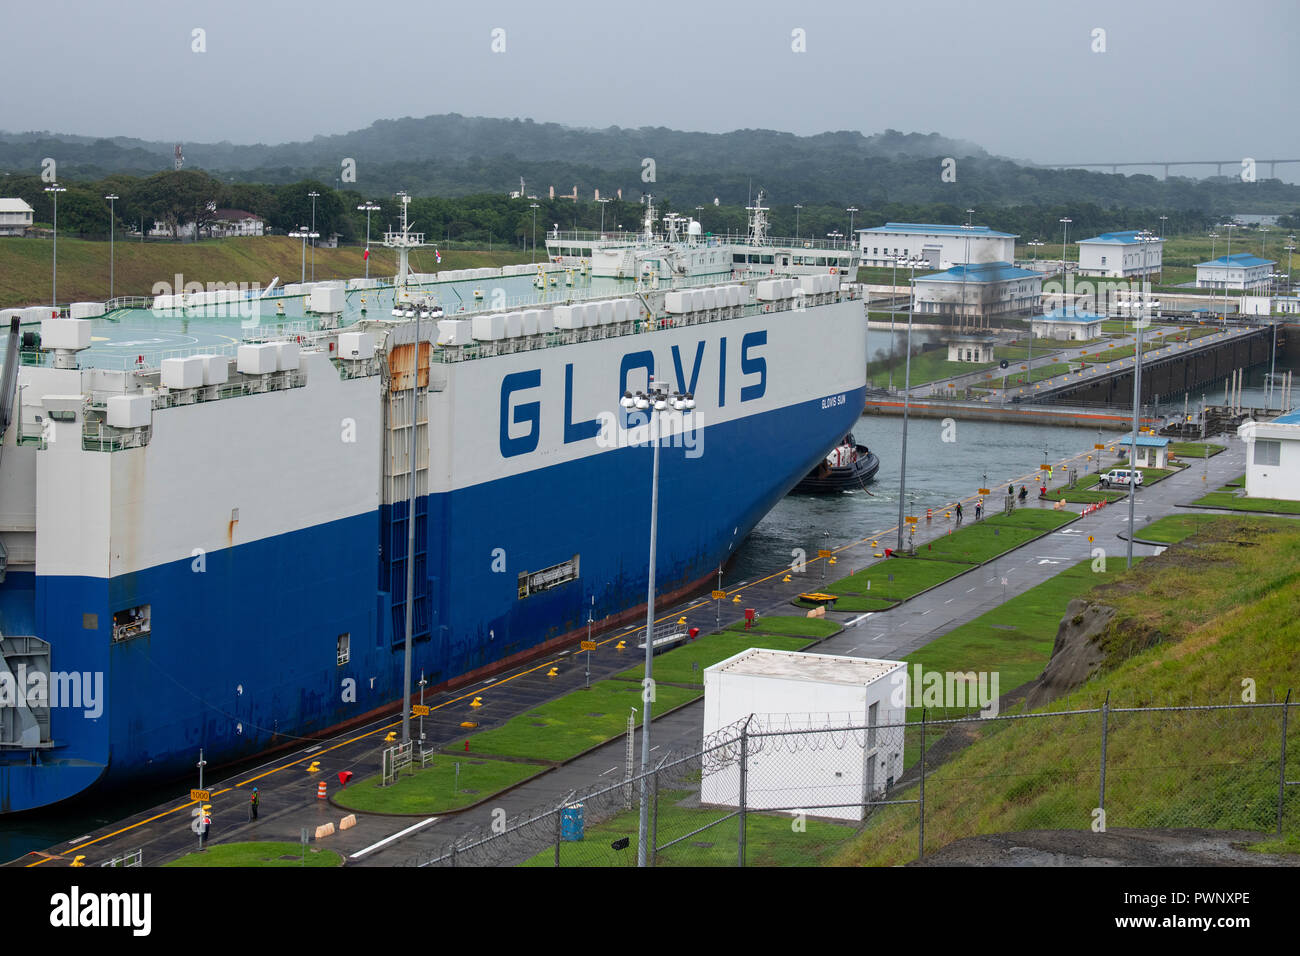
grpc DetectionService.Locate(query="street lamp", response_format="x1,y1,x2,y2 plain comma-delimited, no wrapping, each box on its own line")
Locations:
960,210,975,331
308,191,320,281
847,206,858,239
1059,217,1072,281
793,204,803,239
1126,297,1150,570
105,193,119,301
695,205,704,233
357,201,381,280
895,255,926,553
45,183,66,312
529,202,540,263
596,197,611,235
620,378,695,867
288,227,318,284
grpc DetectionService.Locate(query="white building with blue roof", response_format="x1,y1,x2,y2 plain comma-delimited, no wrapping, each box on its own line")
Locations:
1032,306,1104,341
857,222,1017,270
1196,253,1276,292
1237,409,1300,501
912,261,1042,325
1077,230,1164,278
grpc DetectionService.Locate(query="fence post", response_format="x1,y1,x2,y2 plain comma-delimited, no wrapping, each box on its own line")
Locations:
1099,691,1110,816
1279,689,1292,836
738,719,750,867
554,805,563,867
450,842,458,868
918,708,926,861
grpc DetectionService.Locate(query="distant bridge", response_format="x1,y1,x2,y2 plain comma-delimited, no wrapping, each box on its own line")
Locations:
1038,159,1300,180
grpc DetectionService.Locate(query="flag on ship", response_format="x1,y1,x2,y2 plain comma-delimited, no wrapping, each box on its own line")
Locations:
435,248,442,263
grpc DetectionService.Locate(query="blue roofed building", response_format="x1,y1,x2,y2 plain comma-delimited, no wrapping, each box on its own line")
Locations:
1195,253,1276,292
912,261,1042,327
857,222,1017,270
1032,306,1104,341
1077,230,1164,279
1237,408,1300,501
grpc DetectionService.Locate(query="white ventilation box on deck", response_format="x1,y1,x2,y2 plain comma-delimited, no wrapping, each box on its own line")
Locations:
25,306,55,323
106,394,152,429
521,310,540,336
276,342,301,371
437,319,473,346
664,291,688,314
504,312,524,338
536,310,556,334
337,332,375,360
237,343,279,374
553,305,579,329
472,313,507,341
309,285,345,314
69,302,106,319
40,318,91,350
160,356,205,389
192,354,229,385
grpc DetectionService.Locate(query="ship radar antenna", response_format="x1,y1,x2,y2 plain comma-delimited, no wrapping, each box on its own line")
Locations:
642,194,657,240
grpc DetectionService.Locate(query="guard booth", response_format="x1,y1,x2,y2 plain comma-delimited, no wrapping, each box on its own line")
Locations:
1125,434,1170,468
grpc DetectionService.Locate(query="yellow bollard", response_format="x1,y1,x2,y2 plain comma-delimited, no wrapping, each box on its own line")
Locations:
547,667,558,678
307,760,322,772
616,640,626,651
782,574,792,583
470,697,483,708
732,596,741,604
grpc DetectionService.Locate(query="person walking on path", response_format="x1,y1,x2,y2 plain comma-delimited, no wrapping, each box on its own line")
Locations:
955,501,964,526
249,787,260,821
975,499,983,521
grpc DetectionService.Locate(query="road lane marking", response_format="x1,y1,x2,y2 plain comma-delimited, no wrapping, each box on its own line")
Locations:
350,817,439,859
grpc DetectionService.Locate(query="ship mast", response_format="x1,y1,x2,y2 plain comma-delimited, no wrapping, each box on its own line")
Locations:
383,191,426,293
642,194,657,241
745,189,770,246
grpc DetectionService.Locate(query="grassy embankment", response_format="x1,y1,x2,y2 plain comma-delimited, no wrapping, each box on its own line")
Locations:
834,514,1300,865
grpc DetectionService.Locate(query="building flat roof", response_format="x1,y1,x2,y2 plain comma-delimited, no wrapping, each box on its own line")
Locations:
1037,306,1104,322
1272,409,1300,425
1078,230,1162,245
858,222,1018,239
708,648,901,686
1195,253,1276,269
916,261,1039,284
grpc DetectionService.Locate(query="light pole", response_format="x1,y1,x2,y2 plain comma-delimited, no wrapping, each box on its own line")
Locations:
847,206,858,240
1286,238,1296,295
621,379,695,867
1127,301,1147,570
695,205,704,233
357,201,380,280
308,191,320,281
529,203,540,263
45,183,66,312
1223,223,1237,325
105,193,119,301
959,210,974,330
896,255,924,553
288,227,317,284
1059,217,1072,282
597,197,611,235
794,204,803,239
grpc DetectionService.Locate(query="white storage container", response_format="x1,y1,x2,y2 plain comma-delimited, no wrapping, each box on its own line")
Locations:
40,318,91,350
536,310,556,334
337,332,375,360
597,301,615,325
25,306,54,323
553,305,579,330
521,310,540,336
160,355,205,389
106,394,152,429
664,291,688,314
237,343,279,374
503,312,524,338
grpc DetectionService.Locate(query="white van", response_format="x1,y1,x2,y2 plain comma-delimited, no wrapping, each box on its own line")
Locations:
1099,469,1143,489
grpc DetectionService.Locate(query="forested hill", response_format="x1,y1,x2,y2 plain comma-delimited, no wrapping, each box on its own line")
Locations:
2,113,1297,212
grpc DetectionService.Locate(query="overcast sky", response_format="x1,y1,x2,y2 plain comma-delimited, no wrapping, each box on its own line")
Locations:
7,0,1298,176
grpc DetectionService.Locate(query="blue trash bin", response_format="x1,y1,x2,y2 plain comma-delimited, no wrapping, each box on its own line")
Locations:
561,803,585,842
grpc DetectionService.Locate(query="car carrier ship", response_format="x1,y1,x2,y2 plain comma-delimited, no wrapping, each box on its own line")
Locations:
0,197,866,813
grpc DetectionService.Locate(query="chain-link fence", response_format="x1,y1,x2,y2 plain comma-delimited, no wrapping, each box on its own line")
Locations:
404,698,1297,867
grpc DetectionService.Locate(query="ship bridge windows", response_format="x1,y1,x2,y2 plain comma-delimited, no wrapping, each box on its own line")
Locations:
733,254,746,265
112,604,151,643
517,554,580,599
337,633,350,666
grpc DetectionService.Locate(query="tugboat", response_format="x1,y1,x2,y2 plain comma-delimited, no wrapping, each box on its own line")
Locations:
791,433,880,493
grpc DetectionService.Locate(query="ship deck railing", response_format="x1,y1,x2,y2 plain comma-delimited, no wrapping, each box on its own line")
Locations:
547,229,860,253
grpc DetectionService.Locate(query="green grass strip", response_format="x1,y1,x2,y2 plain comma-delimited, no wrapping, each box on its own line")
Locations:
165,841,343,867
334,757,546,815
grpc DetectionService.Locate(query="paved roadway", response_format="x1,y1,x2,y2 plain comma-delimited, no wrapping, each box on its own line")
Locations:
9,432,1259,868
